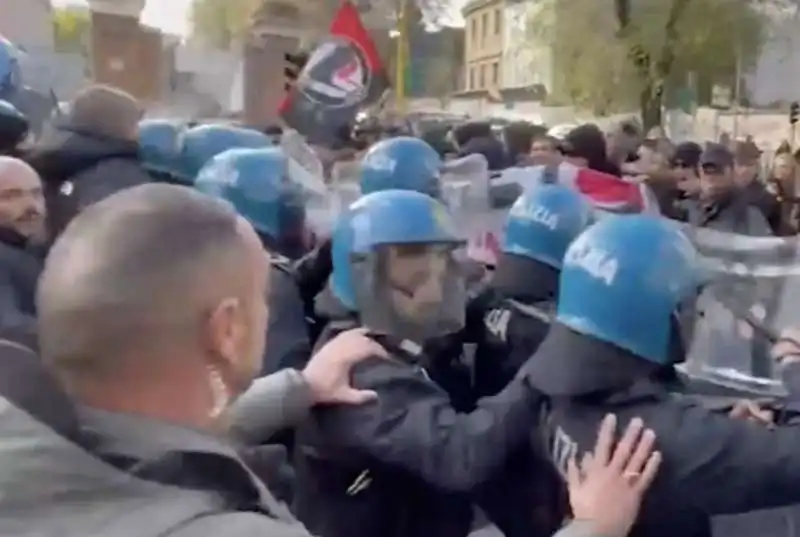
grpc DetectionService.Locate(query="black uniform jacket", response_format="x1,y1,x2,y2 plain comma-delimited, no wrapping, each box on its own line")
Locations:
527,323,800,537
293,300,545,537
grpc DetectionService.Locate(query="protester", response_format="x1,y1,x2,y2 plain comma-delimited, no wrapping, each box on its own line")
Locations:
562,124,622,176
452,120,493,150
26,84,150,238
674,143,772,235
530,134,561,165
605,120,641,168
0,157,45,336
0,183,390,536
730,139,778,229
642,141,701,218
503,121,546,166
670,141,703,197
765,151,800,235
458,134,509,171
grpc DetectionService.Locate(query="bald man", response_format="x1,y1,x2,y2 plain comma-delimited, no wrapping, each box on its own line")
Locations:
0,157,45,340
0,183,384,537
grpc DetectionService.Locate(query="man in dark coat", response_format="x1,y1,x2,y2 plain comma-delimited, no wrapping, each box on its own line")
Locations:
26,84,151,238
0,157,46,336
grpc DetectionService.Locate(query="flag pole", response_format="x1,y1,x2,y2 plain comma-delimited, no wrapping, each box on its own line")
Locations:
395,0,408,111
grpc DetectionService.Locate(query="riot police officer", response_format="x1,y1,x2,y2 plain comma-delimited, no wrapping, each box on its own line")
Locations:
325,136,483,410
195,147,321,375
458,182,592,537
0,100,29,157
178,123,272,184
473,182,594,397
293,189,547,537
137,119,186,184
527,214,800,537
359,136,444,196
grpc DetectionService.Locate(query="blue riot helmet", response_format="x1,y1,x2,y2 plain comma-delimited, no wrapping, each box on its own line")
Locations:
502,183,593,269
331,189,466,342
0,37,21,96
137,119,185,182
359,136,443,198
0,99,28,153
556,214,705,365
195,147,317,258
179,124,272,184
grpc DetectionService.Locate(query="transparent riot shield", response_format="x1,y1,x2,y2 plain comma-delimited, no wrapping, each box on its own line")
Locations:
439,154,494,265
679,226,800,398
279,129,338,237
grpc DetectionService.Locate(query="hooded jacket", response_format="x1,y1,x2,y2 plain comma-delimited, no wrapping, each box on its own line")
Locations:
26,123,152,237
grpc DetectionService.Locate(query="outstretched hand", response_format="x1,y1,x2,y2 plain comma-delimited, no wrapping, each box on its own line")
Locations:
772,326,800,365
567,414,661,537
302,328,387,405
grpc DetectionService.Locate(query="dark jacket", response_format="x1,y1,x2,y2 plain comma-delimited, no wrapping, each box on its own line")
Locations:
675,191,773,236
466,256,568,537
458,136,512,171
0,228,43,337
26,124,151,238
472,255,559,398
751,179,800,236
527,325,800,537
293,301,546,537
262,258,313,375
0,339,317,537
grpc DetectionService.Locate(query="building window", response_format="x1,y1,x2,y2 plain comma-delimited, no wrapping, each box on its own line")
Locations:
469,67,475,90
492,62,499,86
494,9,502,34
470,18,477,45
481,12,488,42
479,64,486,88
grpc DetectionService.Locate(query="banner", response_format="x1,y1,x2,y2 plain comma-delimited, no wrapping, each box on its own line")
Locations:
279,1,389,146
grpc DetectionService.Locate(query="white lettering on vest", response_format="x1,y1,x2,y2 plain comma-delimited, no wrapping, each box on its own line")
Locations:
484,308,511,342
550,426,578,478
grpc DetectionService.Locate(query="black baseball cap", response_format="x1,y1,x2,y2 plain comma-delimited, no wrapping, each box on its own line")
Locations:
700,143,734,169
671,141,703,168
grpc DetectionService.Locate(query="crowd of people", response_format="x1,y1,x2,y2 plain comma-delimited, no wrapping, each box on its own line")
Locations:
2,75,800,537
387,115,800,237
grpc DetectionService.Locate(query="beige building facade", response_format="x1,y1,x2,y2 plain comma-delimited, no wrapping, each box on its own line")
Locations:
462,0,505,93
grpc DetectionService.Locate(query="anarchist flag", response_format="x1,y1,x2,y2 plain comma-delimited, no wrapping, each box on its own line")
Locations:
279,1,389,146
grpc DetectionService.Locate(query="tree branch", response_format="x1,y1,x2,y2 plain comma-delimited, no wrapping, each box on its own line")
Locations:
614,0,631,32
656,0,692,77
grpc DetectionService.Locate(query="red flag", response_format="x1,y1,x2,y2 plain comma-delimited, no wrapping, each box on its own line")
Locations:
279,1,388,145
573,167,646,213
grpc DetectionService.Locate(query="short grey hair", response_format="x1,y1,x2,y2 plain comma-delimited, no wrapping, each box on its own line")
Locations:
37,183,246,376
67,84,143,140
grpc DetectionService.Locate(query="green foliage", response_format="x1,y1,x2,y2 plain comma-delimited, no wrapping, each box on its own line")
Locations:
52,6,91,55
528,0,768,122
189,0,261,49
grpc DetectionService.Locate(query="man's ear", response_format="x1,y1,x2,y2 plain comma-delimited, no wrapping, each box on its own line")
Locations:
204,297,242,368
